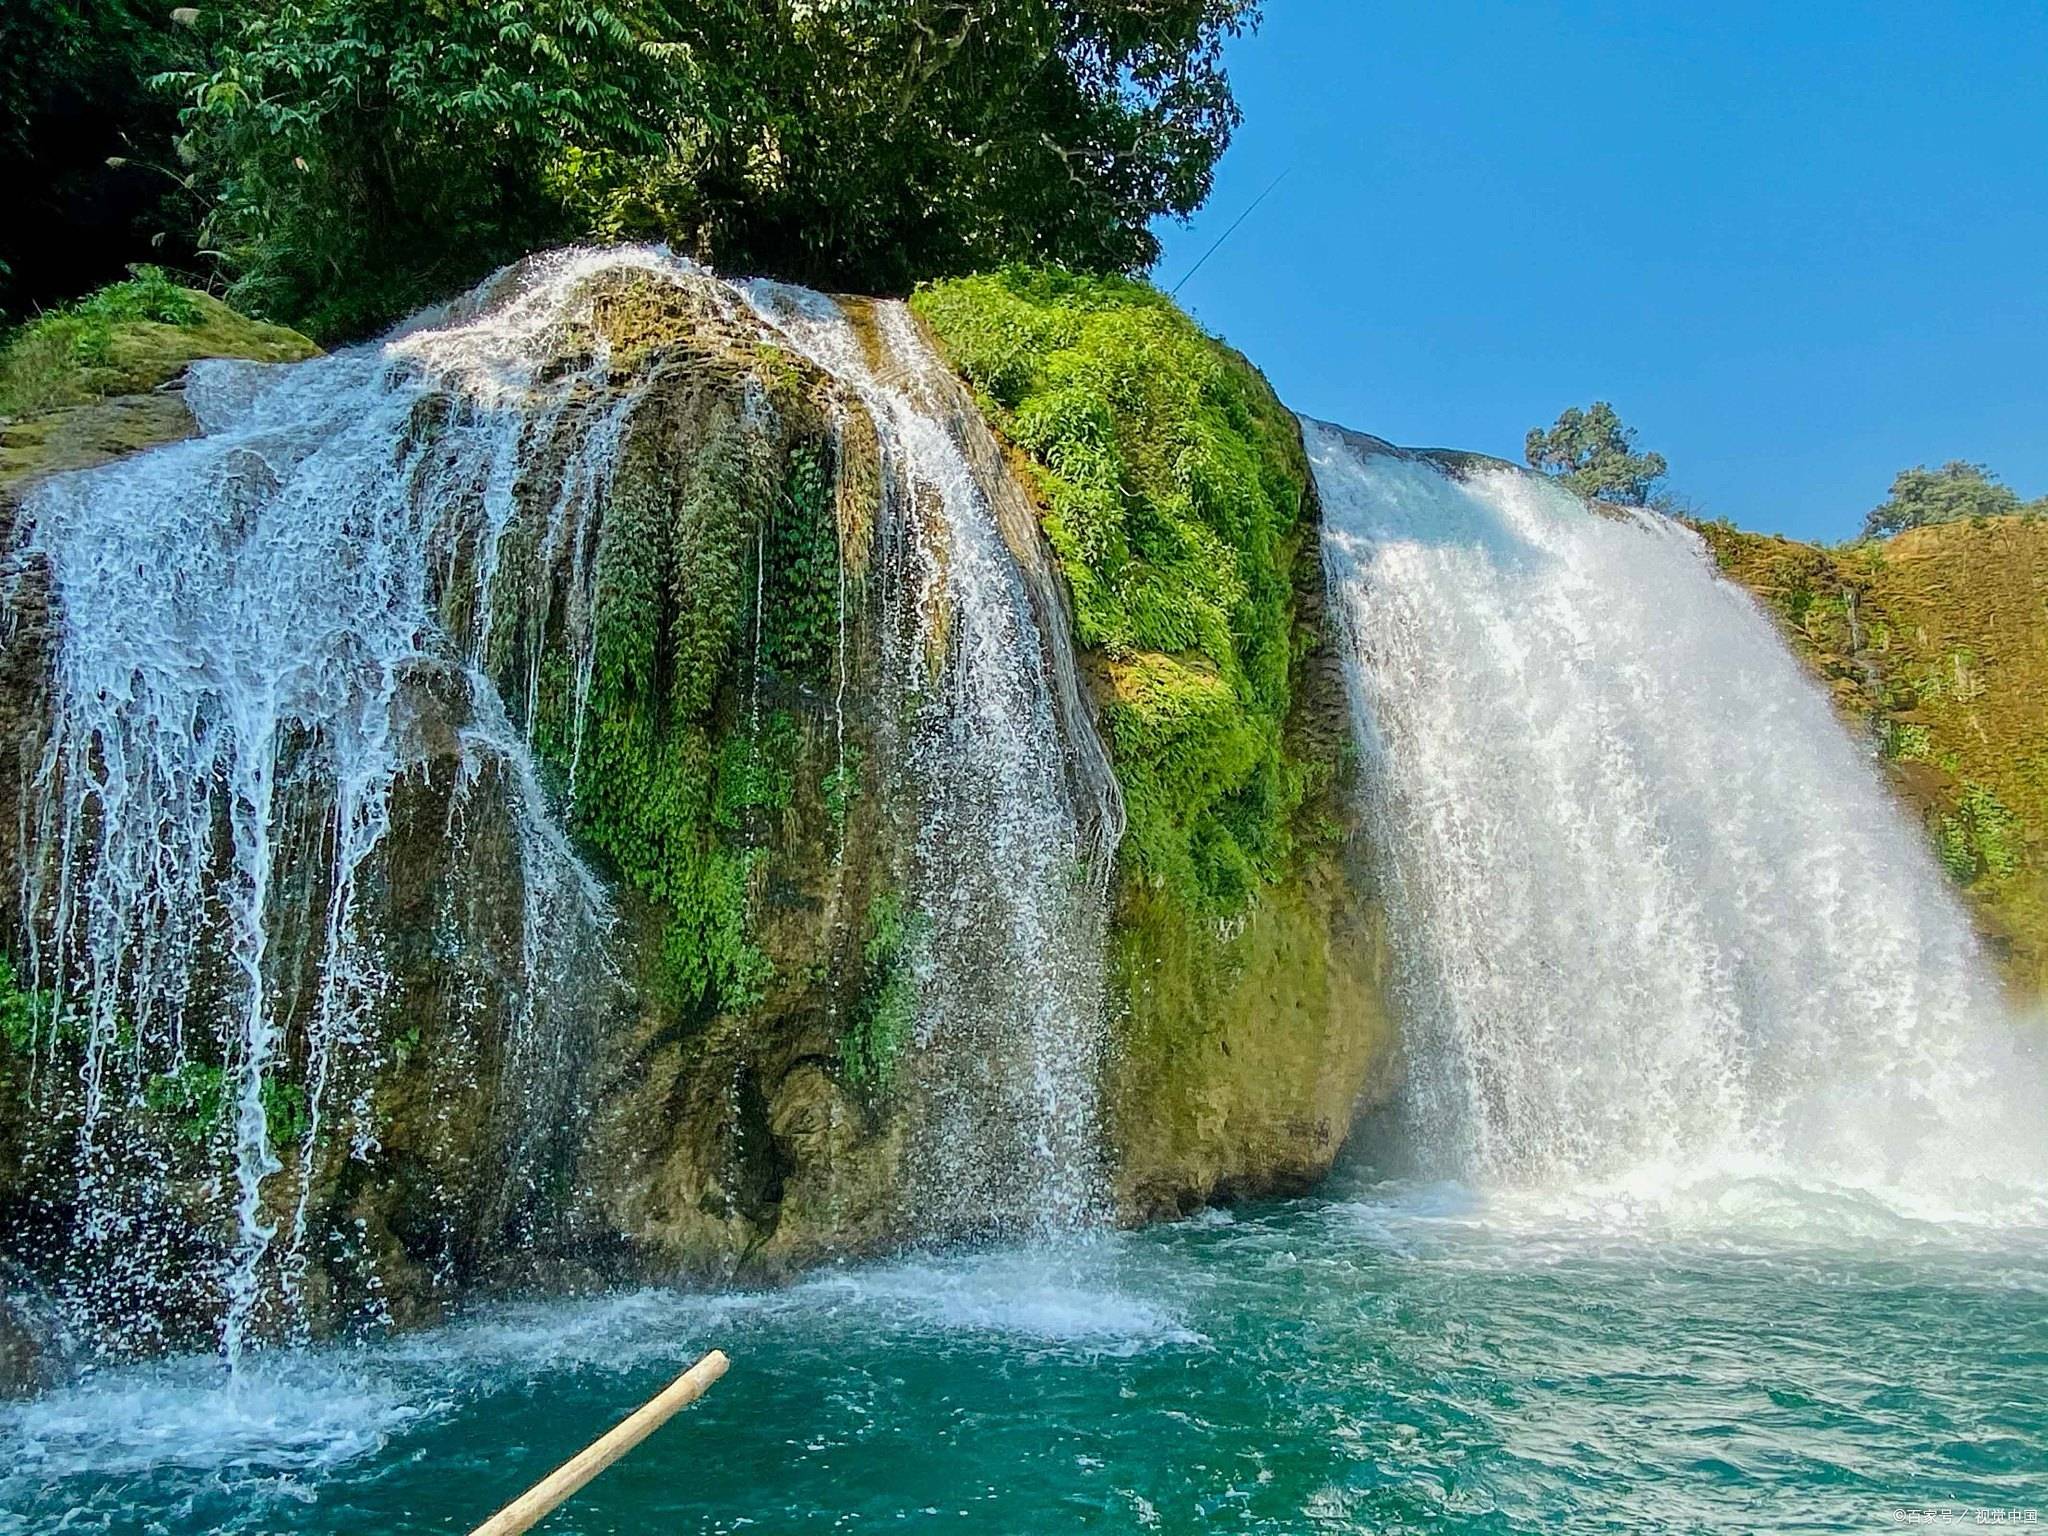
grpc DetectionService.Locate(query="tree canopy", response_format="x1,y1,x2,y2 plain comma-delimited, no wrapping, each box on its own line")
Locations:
0,2,200,322
1862,461,2036,539
145,0,1258,338
1524,402,1670,507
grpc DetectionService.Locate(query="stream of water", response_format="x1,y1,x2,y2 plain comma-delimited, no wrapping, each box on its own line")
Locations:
4,283,2044,1532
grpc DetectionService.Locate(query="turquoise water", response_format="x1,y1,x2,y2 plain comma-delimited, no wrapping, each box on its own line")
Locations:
5,1169,2044,1534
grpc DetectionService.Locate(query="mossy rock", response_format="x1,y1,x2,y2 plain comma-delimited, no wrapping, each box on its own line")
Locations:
913,267,1316,921
0,284,317,418
915,267,1399,1210
1700,514,2048,999
0,280,318,491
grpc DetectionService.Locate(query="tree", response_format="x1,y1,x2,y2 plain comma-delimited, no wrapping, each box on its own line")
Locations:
1862,461,2024,539
0,2,200,322
1524,402,1670,507
166,1,1260,339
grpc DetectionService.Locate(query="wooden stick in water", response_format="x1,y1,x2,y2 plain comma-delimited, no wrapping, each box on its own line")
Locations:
467,1348,730,1536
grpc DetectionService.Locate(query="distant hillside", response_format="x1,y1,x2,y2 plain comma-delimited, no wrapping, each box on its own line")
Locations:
1700,515,2048,999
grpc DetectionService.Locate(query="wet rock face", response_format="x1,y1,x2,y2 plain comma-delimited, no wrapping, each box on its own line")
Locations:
0,1268,71,1399
1105,550,1399,1218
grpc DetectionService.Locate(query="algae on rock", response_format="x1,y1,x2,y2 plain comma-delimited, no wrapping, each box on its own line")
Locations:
1700,515,2048,999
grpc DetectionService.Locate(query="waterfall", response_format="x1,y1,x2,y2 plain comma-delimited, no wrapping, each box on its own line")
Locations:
1306,420,2046,1212
3,246,1116,1368
740,284,1115,1236
2,249,744,1356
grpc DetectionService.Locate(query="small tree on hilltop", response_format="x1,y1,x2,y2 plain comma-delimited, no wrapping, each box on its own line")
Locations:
1525,402,1670,508
1862,461,2023,538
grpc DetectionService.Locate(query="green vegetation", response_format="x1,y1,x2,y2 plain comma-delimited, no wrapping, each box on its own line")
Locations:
839,895,921,1094
1862,460,2046,539
543,420,771,1013
1699,515,2048,996
128,2,1258,340
759,443,841,683
533,399,841,1019
140,1060,311,1150
0,956,59,1056
1937,784,2023,885
1525,402,1670,508
913,267,1315,915
0,269,317,417
140,1060,228,1148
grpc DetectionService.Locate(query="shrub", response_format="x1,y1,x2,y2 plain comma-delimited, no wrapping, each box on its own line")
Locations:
167,2,1260,339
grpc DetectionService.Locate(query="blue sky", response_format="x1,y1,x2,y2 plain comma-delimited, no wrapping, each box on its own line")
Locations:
1150,1,2048,541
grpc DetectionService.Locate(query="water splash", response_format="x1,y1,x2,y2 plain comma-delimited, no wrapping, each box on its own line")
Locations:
1306,421,2047,1215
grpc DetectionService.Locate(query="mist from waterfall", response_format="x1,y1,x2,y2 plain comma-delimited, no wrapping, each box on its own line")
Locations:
1306,420,2046,1217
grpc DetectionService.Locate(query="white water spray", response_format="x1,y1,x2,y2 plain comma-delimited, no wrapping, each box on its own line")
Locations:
1307,421,2046,1214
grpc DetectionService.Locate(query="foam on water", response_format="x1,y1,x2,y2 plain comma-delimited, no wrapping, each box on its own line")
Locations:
0,1354,421,1529
788,1244,1202,1350
5,1193,2044,1533
1305,422,2048,1214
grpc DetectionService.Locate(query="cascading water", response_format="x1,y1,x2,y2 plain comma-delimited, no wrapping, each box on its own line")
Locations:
2,246,1116,1374
1,250,740,1358
740,283,1116,1236
1306,420,2046,1213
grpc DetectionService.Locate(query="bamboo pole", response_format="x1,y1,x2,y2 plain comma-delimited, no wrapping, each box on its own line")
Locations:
467,1349,730,1536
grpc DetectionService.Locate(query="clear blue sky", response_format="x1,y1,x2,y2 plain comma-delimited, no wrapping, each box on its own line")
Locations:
1150,0,2048,541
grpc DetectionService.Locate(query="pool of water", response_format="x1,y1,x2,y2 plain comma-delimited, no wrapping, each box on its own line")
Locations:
5,1171,2044,1533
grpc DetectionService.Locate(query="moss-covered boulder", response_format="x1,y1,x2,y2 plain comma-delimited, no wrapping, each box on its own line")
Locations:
914,268,1398,1211
3,256,1403,1367
1700,515,2048,999
0,275,319,486
0,263,918,1352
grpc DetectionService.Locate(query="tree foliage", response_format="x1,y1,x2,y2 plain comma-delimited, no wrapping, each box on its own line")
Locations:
163,0,1258,338
1524,401,1669,507
1862,460,2033,539
0,2,201,322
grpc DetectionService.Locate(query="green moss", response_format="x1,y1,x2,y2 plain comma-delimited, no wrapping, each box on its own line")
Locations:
822,743,864,832
1699,516,2048,994
139,1061,310,1150
142,1061,230,1148
839,894,921,1094
0,957,46,1056
533,396,849,1019
0,270,318,417
759,442,842,682
0,955,84,1056
714,712,799,829
913,268,1314,916
1880,719,1933,763
1938,784,2023,885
